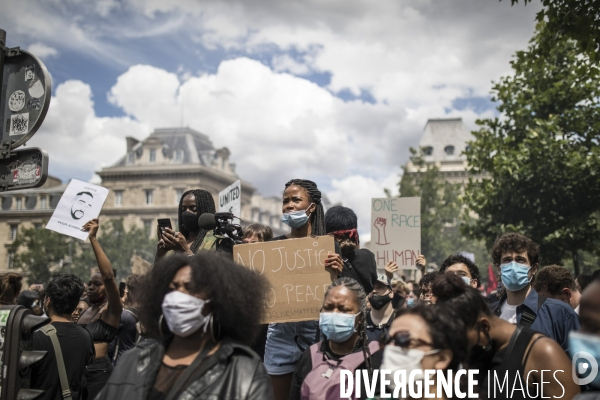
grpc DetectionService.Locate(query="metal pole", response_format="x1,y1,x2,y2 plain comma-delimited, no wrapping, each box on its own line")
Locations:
0,29,6,106
68,239,72,274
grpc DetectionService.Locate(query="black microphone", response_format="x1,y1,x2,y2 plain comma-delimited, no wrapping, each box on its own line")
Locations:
198,213,217,230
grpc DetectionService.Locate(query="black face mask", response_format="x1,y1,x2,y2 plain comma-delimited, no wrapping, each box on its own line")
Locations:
370,292,392,310
469,323,495,369
181,211,199,232
391,292,406,309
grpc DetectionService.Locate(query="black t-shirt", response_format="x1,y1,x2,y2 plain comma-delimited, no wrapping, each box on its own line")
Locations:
340,249,378,294
108,309,138,364
31,322,95,400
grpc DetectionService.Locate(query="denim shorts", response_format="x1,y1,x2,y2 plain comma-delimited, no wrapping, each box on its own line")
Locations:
264,320,319,375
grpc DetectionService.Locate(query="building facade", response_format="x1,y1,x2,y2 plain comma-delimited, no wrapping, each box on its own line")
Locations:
403,118,475,184
0,127,286,277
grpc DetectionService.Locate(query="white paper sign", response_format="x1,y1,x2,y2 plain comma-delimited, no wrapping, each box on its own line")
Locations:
218,180,241,217
370,197,421,270
46,179,110,241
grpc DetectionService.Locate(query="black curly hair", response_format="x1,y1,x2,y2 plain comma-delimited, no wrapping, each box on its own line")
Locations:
45,274,85,315
284,179,326,236
138,252,269,345
439,253,481,288
431,273,492,329
394,302,468,371
491,232,539,267
418,271,438,289
178,189,216,253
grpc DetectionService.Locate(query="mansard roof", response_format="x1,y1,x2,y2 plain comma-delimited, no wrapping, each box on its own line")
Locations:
418,118,473,162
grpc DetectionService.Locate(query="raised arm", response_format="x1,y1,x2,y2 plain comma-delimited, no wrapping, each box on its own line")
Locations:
83,219,123,327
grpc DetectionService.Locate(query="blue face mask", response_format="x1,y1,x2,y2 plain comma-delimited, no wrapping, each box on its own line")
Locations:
319,312,358,343
461,276,472,286
281,204,313,228
406,298,415,307
500,261,531,291
569,331,600,388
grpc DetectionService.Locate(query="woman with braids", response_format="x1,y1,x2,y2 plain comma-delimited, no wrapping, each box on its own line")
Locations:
265,179,344,400
96,252,273,400
432,273,579,399
155,189,216,262
77,218,123,399
290,277,382,400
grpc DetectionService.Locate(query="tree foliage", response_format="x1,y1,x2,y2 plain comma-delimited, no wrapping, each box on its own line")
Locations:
399,148,489,269
75,219,156,279
463,25,600,276
10,219,156,284
508,0,600,63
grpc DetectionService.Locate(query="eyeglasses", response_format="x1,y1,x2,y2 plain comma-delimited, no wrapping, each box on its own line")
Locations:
379,331,434,349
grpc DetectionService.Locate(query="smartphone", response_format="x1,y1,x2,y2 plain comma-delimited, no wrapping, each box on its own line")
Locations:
157,218,172,240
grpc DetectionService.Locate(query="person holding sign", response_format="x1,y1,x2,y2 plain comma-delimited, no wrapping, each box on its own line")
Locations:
265,179,344,400
77,218,123,400
289,277,381,400
155,189,216,262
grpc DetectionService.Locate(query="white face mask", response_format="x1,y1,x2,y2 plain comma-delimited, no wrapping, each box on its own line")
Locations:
161,290,211,337
380,345,440,394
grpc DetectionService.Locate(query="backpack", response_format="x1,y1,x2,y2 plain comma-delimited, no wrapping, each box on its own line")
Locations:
39,324,73,400
300,341,379,400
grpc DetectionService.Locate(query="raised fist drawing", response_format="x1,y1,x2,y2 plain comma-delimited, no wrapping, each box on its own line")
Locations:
374,217,390,245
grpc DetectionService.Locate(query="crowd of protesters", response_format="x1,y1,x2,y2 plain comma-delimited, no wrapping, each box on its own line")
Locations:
1,178,599,399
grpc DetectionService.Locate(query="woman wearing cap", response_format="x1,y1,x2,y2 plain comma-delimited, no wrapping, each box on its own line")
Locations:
365,273,396,342
265,179,344,400
325,206,377,294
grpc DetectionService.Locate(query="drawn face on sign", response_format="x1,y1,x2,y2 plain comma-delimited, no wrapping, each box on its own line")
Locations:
70,191,94,220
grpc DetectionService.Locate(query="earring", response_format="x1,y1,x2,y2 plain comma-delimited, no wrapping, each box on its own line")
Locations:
209,314,221,343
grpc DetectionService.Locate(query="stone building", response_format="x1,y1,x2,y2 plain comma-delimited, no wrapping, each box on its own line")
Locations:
0,127,286,277
403,118,475,184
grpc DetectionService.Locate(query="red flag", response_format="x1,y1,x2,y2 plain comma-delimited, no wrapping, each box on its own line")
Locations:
487,263,498,294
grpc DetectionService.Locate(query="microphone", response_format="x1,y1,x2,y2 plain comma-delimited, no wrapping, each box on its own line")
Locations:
198,213,217,230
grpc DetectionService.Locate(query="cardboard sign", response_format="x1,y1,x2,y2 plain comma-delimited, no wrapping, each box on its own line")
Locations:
233,236,336,323
370,197,421,270
46,179,109,241
218,180,241,218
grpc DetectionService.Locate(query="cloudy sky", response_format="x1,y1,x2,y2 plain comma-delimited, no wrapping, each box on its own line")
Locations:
1,0,541,235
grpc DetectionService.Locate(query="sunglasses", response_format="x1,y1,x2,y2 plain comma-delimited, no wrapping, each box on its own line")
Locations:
379,330,434,349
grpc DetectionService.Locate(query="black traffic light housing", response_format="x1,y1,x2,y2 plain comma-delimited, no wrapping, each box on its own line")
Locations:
0,305,49,400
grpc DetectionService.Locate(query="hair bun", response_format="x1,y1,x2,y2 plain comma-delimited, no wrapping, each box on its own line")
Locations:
432,273,467,301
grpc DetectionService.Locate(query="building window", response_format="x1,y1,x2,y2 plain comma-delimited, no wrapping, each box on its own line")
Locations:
15,198,22,210
175,149,184,161
10,224,18,240
7,252,14,269
145,189,153,205
40,196,47,209
444,145,455,155
115,190,123,207
149,149,156,163
175,188,183,204
128,152,134,164
423,146,433,156
143,219,152,237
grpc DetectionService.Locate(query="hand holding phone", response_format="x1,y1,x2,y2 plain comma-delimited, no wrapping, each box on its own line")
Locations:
157,218,172,240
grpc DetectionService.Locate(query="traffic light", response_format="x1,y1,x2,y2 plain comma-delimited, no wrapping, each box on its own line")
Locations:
0,305,49,400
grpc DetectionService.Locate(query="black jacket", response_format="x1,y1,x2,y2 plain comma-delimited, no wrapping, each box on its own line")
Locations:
95,337,273,400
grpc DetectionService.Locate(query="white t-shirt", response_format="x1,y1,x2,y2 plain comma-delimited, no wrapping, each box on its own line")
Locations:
500,301,518,324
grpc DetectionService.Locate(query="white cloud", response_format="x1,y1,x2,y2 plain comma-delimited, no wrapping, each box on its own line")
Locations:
27,43,59,59
27,80,150,180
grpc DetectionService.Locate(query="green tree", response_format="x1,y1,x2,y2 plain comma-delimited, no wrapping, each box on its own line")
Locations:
74,219,156,279
9,227,76,284
463,25,600,276
399,148,490,269
508,0,600,63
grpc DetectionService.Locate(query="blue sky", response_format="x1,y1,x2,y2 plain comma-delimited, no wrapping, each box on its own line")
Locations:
0,0,541,235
